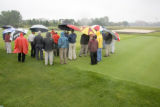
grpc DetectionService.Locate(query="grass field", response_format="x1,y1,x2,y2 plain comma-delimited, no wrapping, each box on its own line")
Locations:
0,28,160,107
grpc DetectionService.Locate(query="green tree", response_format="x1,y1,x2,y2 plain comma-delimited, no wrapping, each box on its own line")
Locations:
0,10,22,27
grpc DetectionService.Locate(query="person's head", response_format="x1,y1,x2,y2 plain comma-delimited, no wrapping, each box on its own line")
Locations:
92,35,97,40
32,32,35,34
60,32,65,37
71,29,74,33
20,32,24,37
46,32,51,38
8,32,11,35
38,31,41,35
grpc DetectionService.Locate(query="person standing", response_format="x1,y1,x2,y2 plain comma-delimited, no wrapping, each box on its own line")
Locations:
96,31,103,62
28,32,35,57
43,32,54,65
5,32,12,54
34,31,44,60
79,34,89,57
88,35,98,65
68,29,77,60
104,33,113,57
51,30,60,56
13,33,29,62
58,32,69,64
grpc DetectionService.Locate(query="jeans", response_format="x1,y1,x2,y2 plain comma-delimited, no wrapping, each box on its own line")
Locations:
97,48,102,62
36,47,43,60
30,42,35,57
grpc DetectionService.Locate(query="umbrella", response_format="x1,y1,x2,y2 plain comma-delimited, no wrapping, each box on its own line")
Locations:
3,27,15,34
58,24,80,31
92,25,103,31
10,28,28,41
2,25,13,29
102,28,119,40
81,26,97,36
30,25,48,32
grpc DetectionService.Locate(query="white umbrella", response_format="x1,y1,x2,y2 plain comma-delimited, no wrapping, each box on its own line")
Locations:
10,28,28,41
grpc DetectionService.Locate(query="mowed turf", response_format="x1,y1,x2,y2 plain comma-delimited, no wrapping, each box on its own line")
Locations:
0,29,160,107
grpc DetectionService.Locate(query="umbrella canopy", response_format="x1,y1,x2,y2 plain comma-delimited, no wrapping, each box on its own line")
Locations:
81,27,97,36
92,25,103,31
58,24,80,31
30,25,48,32
102,28,119,40
3,27,15,34
2,25,13,29
10,28,28,41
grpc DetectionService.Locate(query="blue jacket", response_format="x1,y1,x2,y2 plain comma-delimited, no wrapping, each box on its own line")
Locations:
68,33,77,43
58,32,69,48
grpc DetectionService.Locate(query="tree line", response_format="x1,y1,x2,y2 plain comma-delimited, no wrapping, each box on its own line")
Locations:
0,10,160,28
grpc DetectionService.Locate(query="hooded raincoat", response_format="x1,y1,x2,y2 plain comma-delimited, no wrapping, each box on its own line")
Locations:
13,33,29,54
96,31,103,48
58,32,69,48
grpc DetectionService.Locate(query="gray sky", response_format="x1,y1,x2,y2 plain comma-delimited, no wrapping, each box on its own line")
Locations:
0,0,160,22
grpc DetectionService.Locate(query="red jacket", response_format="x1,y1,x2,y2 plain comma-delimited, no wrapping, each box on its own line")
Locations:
13,33,29,54
52,34,60,44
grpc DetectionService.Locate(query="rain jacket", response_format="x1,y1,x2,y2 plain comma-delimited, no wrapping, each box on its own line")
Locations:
80,34,89,45
68,33,77,43
34,34,43,48
43,32,54,51
52,33,60,44
96,31,103,48
58,32,69,48
13,33,29,54
103,33,113,44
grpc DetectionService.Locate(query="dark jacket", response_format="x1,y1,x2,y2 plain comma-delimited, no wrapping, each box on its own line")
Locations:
80,34,89,45
68,33,77,43
103,33,112,44
58,32,69,48
43,32,54,51
34,34,43,48
88,38,98,52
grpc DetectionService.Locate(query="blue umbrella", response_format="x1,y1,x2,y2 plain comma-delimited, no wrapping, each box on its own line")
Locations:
3,27,15,34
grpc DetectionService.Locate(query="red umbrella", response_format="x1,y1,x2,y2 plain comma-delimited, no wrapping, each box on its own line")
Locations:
92,25,103,31
67,25,80,31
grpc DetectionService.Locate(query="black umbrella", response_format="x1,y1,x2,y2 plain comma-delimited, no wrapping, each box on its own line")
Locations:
58,24,71,31
30,25,48,32
58,24,80,31
2,25,13,29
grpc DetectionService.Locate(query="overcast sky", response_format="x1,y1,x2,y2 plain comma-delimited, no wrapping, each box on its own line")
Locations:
0,0,160,22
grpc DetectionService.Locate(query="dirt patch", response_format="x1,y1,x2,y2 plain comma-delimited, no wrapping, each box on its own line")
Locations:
113,29,155,34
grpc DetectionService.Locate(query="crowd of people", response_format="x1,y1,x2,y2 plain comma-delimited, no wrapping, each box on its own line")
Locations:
2,29,117,65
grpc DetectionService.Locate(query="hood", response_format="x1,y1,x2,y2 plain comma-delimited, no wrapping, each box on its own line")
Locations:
60,32,65,37
19,32,23,37
46,32,51,38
